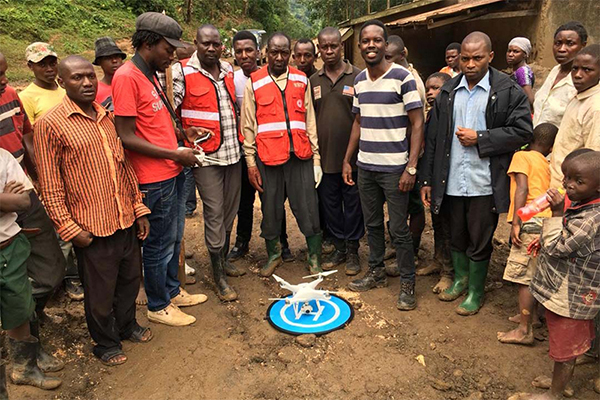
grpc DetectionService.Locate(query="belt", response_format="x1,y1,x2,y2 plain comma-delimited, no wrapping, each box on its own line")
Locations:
0,228,41,250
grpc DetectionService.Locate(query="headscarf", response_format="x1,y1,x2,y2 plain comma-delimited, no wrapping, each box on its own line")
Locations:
508,37,532,58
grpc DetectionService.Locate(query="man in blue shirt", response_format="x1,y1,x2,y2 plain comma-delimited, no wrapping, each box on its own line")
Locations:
420,32,533,316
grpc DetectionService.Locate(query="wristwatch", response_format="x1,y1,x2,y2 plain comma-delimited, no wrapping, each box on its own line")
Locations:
406,166,417,176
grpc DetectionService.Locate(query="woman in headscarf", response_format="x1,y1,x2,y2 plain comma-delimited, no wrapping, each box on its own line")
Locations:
506,37,535,107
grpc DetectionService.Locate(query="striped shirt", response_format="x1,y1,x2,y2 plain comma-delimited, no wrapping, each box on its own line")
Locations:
0,86,31,163
34,96,150,242
352,63,423,173
531,199,600,320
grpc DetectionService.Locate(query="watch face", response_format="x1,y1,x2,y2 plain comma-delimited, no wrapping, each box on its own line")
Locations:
407,167,417,175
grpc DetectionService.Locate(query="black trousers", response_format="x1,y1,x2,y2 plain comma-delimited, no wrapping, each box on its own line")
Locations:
17,192,65,299
74,226,141,357
446,195,499,261
317,172,364,242
358,168,414,280
431,197,453,277
257,154,320,240
236,156,289,247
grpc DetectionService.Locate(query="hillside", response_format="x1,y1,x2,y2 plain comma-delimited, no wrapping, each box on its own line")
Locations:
0,0,314,85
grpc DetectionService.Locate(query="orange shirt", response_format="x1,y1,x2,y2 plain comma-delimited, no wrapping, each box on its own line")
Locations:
507,150,552,223
34,97,150,241
439,66,459,78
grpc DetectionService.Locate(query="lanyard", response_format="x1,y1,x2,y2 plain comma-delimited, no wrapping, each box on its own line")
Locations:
131,53,184,133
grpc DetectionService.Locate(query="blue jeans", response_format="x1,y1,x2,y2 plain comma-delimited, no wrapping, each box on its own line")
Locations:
183,167,197,214
139,172,184,311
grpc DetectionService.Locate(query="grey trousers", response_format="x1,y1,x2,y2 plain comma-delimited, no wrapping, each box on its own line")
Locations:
193,162,242,252
257,154,320,240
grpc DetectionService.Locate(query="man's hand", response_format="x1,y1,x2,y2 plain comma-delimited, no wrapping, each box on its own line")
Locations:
420,186,431,208
184,126,213,143
248,166,263,193
72,231,94,248
510,224,522,248
136,216,150,241
398,170,416,192
173,147,199,167
342,161,354,186
3,181,27,194
456,127,478,147
547,188,565,216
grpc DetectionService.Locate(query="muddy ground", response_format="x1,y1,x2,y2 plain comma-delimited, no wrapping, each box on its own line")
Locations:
10,202,600,400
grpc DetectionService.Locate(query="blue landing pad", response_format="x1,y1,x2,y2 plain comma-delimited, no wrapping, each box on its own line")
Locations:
266,295,354,336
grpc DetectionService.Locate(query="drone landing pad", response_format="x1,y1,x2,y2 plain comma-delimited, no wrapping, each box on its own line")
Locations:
266,295,354,336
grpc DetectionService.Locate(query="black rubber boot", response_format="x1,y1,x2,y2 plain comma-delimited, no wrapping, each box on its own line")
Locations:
222,233,246,277
323,238,346,271
8,337,61,390
209,251,238,301
30,315,64,373
306,234,323,274
347,267,388,292
281,246,295,262
345,240,361,276
397,280,417,311
260,239,282,277
0,357,8,400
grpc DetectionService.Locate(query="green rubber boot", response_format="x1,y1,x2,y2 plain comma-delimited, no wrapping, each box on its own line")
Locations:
438,251,470,302
456,259,489,316
260,239,282,277
306,234,323,275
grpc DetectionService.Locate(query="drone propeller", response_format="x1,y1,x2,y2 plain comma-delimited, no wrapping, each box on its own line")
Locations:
302,270,338,279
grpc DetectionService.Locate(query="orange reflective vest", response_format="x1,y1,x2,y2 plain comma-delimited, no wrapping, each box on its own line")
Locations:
179,59,241,154
250,66,312,166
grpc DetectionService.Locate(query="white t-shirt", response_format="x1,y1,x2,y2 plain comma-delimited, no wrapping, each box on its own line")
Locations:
234,69,250,109
0,148,33,242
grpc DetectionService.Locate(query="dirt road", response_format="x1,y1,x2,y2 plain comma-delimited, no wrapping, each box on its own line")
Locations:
11,204,599,400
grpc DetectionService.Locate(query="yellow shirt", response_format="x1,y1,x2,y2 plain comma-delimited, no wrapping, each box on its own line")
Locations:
549,83,600,188
507,150,552,223
241,67,320,168
533,65,576,128
18,83,66,124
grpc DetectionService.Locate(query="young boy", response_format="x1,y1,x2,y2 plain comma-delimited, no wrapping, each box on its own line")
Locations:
498,123,559,345
519,150,600,400
418,72,453,294
1,148,61,397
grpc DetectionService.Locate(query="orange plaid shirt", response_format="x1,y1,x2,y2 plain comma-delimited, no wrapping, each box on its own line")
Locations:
34,96,150,241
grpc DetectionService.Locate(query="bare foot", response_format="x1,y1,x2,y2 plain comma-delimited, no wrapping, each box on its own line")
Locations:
508,314,543,328
136,286,148,306
432,276,453,294
497,328,534,345
593,375,600,394
575,353,596,365
531,376,574,397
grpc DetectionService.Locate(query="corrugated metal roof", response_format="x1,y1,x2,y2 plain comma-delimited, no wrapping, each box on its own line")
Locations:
387,0,506,26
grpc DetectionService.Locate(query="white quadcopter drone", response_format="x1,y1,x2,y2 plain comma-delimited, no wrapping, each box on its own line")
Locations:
269,270,339,321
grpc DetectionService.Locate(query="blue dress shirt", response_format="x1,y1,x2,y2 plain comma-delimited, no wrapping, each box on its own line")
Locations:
446,70,493,197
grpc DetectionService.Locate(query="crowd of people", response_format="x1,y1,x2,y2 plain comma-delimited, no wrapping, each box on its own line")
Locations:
0,10,598,400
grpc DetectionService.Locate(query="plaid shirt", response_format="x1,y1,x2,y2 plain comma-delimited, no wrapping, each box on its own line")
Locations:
172,55,240,166
531,198,600,320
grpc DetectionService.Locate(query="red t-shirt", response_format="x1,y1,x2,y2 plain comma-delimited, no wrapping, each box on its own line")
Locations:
95,80,112,104
112,61,182,184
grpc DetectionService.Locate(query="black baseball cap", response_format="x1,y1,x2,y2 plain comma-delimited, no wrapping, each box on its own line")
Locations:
135,12,185,48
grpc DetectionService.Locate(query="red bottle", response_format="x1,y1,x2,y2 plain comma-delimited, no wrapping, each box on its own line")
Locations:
517,188,566,222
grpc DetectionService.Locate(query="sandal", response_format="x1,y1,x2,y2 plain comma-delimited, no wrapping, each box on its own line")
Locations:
99,349,127,367
127,325,153,343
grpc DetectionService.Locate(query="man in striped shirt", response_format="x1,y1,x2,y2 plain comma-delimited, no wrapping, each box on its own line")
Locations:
34,56,154,366
342,20,424,311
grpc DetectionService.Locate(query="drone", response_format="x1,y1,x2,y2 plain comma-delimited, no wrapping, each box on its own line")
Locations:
269,270,339,321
